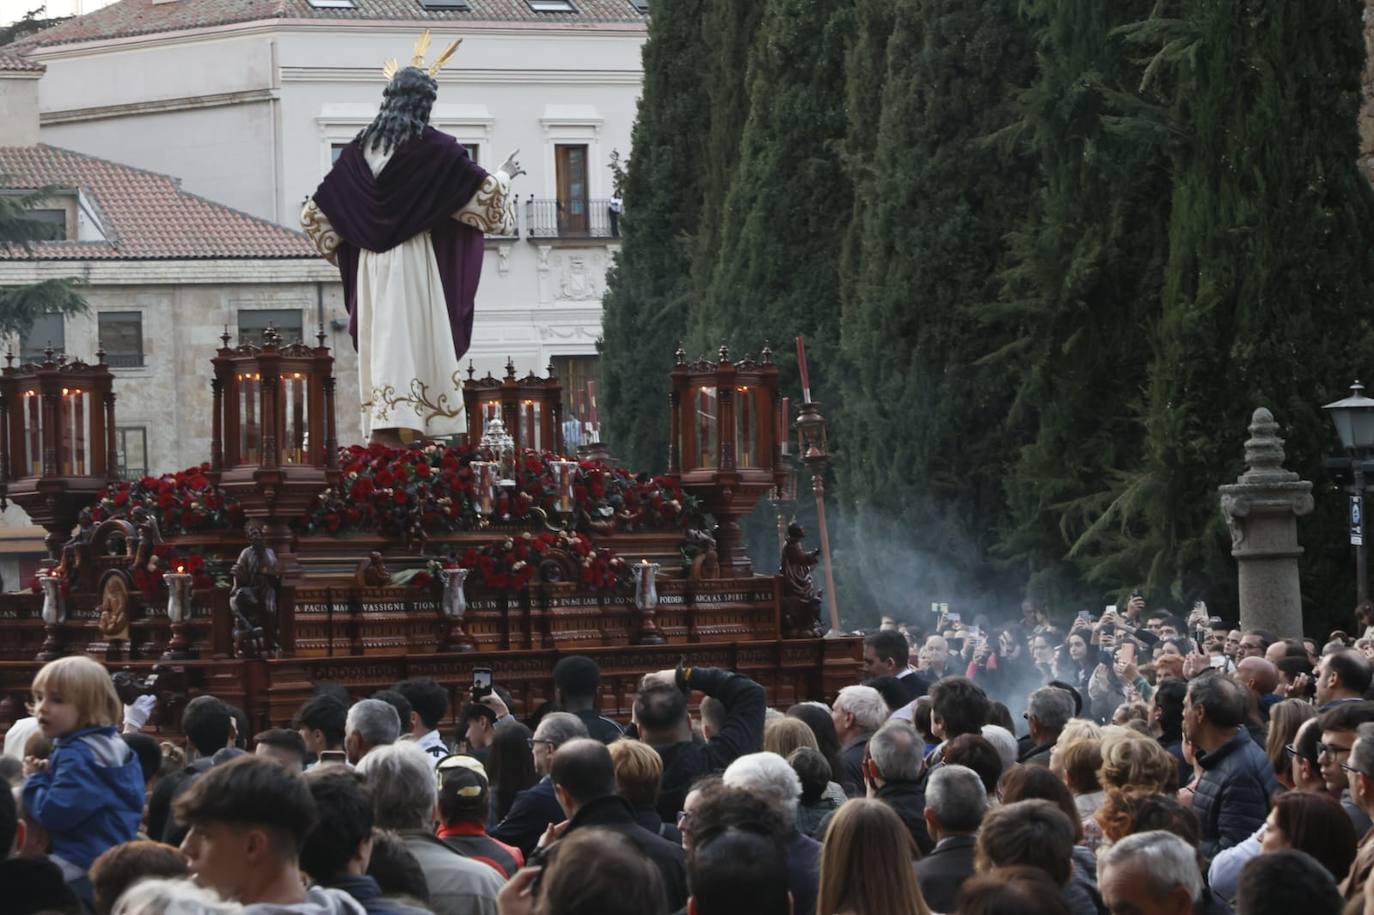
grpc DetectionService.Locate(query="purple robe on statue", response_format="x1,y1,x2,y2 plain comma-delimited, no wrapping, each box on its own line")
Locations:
311,126,489,361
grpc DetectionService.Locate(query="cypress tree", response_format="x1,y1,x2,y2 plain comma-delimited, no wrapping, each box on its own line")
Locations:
689,0,764,307
1091,0,1374,612
597,0,710,470
836,0,1035,610
689,0,854,394
837,0,896,318
994,0,1173,604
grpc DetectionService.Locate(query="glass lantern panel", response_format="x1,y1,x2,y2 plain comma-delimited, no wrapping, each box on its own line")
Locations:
283,373,308,464
58,389,92,476
239,374,260,465
23,390,41,476
522,400,543,452
735,385,756,469
695,385,718,470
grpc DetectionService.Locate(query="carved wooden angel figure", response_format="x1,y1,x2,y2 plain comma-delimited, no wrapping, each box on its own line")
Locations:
301,31,524,446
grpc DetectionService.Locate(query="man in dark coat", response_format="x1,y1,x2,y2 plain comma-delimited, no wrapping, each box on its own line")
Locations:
915,764,987,914
1185,673,1280,858
635,665,766,823
490,712,587,856
815,720,933,855
547,739,688,911
1019,686,1075,767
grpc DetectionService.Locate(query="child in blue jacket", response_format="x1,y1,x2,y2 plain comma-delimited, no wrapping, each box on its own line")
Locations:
22,655,145,870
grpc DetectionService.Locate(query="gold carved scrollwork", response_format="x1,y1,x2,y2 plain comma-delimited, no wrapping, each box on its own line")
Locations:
300,199,341,266
454,173,515,236
362,368,467,430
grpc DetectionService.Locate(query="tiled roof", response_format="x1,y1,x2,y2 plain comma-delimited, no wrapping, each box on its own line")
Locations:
0,145,316,260
26,0,647,47
0,47,44,72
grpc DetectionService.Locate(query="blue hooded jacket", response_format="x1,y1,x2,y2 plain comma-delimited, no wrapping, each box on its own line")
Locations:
22,724,145,870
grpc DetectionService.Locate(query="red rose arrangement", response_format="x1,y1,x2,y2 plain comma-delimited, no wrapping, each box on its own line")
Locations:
91,464,243,534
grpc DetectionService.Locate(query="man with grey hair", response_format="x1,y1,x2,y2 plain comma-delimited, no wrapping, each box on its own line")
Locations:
1100,830,1214,915
723,752,821,915
355,742,502,915
915,764,987,914
344,697,400,765
1185,672,1278,858
831,684,887,796
1020,686,1075,767
861,720,932,853
1340,722,1374,901
490,711,588,856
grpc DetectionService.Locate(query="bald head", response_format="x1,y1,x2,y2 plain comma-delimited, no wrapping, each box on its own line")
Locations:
1236,657,1279,695
550,737,616,814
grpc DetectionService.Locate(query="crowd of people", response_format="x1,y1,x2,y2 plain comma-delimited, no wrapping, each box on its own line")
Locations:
5,596,1374,915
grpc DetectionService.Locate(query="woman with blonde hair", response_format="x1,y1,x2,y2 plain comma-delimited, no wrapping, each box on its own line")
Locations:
768,717,847,815
1049,718,1102,778
1085,728,1179,850
817,799,931,915
1263,699,1317,791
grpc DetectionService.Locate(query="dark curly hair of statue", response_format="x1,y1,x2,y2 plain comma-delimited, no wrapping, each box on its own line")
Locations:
358,67,437,154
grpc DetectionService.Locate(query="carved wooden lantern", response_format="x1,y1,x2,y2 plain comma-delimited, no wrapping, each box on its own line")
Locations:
669,344,781,574
463,358,565,456
212,326,338,564
0,347,117,558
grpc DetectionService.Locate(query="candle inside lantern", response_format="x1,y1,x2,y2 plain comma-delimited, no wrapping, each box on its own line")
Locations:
176,565,185,574
780,396,791,456
795,336,812,403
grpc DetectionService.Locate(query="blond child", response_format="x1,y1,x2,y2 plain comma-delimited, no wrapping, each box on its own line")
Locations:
21,655,145,870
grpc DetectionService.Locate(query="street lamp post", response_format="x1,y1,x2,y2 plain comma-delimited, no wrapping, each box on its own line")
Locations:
1323,381,1374,605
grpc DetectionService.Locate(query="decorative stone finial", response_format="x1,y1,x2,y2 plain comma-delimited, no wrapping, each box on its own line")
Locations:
674,343,686,366
761,342,773,364
1243,408,1286,476
221,324,232,349
316,322,327,348
466,359,476,381
504,357,516,381
718,343,730,363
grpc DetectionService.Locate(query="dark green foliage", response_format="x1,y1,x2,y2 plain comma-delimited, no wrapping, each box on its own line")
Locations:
689,0,764,310
688,0,855,398
836,0,1036,610
994,0,1173,606
598,0,710,471
0,186,86,341
0,7,70,47
1093,0,1374,619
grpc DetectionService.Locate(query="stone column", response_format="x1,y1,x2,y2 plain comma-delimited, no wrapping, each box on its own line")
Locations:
1218,408,1314,637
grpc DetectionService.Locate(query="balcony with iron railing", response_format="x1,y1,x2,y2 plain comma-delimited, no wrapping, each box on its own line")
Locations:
103,352,145,368
524,198,620,241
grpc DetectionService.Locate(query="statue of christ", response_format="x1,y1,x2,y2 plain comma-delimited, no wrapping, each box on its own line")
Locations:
300,33,523,446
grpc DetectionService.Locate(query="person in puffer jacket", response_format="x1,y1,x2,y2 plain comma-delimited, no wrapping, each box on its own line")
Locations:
1184,672,1280,859
22,656,146,870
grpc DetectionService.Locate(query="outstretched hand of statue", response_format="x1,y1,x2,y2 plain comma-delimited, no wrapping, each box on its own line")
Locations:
500,149,526,180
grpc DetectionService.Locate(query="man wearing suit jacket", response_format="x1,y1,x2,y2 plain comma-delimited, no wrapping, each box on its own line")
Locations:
490,712,588,856
915,764,987,914
863,631,930,702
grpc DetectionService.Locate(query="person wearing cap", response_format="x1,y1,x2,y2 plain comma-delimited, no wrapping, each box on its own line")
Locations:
435,754,524,879
461,703,498,766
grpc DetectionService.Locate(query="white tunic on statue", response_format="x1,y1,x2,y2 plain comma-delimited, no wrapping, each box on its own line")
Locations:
303,145,513,438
